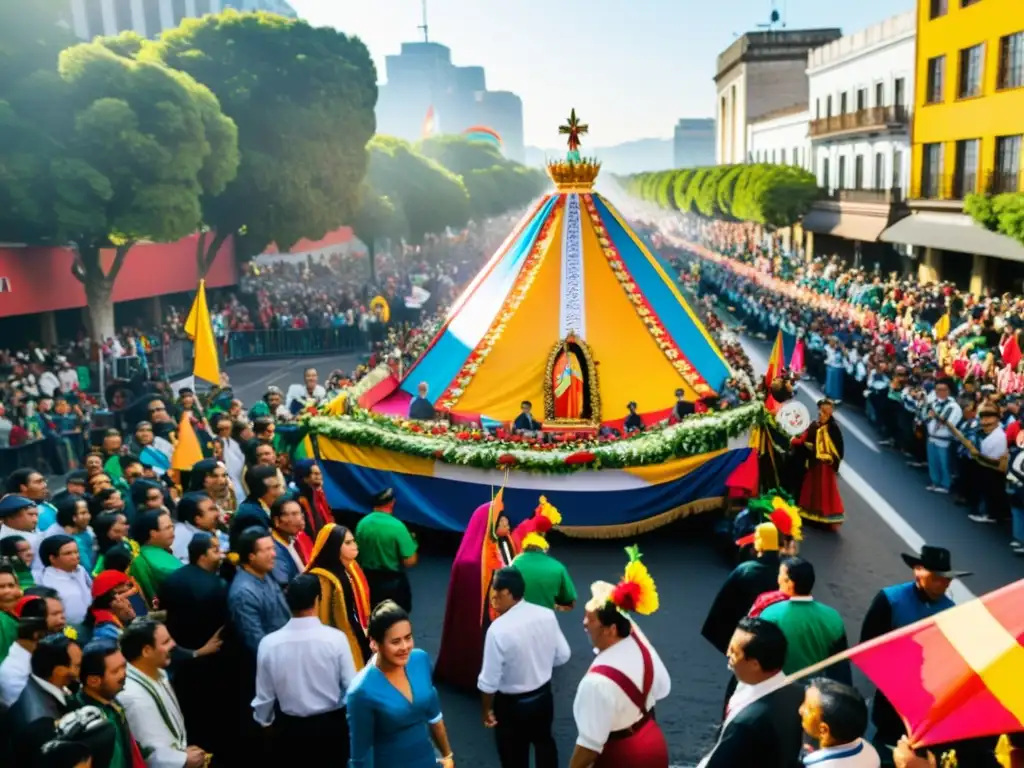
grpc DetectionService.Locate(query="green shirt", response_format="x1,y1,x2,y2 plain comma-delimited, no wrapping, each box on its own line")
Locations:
512,550,577,610
71,691,132,768
356,511,417,572
760,597,849,676
0,611,17,664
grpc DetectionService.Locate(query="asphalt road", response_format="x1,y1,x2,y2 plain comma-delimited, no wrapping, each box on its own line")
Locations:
217,338,1022,766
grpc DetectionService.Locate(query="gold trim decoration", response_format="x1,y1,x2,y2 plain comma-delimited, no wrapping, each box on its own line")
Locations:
559,496,724,539
581,193,716,398
543,333,602,425
437,197,564,412
546,160,601,192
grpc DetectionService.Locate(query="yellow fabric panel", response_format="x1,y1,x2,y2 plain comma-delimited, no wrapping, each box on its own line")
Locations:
623,448,727,485
316,438,436,477
580,209,699,414
456,205,565,421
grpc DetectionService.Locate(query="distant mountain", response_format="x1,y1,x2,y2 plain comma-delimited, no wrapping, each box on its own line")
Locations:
525,138,674,175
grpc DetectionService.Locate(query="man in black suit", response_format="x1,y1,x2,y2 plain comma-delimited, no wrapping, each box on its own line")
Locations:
6,633,81,766
698,617,803,768
513,400,541,432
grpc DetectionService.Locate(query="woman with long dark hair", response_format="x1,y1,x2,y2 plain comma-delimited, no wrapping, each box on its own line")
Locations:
305,523,371,668
292,460,333,538
90,512,131,576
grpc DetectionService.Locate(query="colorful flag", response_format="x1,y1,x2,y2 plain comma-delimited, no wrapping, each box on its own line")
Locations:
790,338,806,375
171,412,204,471
934,312,951,340
791,579,1024,748
421,105,437,139
1001,333,1022,370
764,330,785,388
184,279,221,384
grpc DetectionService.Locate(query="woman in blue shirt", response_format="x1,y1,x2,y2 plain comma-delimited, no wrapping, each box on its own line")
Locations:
346,600,455,768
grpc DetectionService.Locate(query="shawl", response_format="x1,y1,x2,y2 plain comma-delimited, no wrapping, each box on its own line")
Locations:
308,565,371,669
297,492,333,539
130,545,182,605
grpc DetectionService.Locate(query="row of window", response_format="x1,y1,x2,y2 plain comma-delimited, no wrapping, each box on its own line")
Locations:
821,151,905,193
814,79,907,120
924,31,1024,103
919,135,1022,198
80,0,221,40
930,0,985,20
749,147,807,166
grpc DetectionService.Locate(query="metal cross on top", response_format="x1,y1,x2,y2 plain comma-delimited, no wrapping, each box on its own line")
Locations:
559,109,589,152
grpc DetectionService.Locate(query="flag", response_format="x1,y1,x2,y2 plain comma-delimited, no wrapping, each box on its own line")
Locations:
790,338,806,375
790,579,1024,748
934,312,951,340
764,330,785,387
171,412,204,471
1001,333,1022,370
184,279,220,384
421,105,437,139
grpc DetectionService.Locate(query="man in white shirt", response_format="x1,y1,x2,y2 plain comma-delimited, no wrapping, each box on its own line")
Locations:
252,573,358,763
478,567,570,768
118,618,209,768
38,534,93,628
924,379,962,493
0,594,66,707
799,678,880,767
967,404,1011,525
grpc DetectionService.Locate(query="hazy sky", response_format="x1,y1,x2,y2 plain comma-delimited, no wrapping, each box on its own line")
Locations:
290,0,913,147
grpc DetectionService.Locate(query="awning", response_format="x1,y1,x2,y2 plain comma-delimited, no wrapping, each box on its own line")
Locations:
801,208,890,242
880,212,1024,262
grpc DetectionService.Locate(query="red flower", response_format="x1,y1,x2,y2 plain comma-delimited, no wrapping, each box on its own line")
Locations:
471,433,483,441
433,450,444,458
430,425,445,435
565,450,596,465
409,424,422,433
611,581,641,612
456,431,470,440
497,454,518,466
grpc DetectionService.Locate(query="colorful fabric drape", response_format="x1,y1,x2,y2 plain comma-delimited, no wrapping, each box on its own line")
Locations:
764,330,785,387
553,348,585,419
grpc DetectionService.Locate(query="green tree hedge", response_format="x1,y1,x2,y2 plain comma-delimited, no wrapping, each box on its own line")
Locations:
621,163,820,228
966,192,1024,247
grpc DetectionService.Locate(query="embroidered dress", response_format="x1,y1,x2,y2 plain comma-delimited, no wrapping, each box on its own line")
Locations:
793,418,845,526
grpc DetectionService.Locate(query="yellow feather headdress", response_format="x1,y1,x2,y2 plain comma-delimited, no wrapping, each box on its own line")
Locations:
521,532,550,551
535,495,561,527
585,545,659,616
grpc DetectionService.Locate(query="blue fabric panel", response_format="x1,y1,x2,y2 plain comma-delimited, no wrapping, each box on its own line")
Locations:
400,195,559,401
592,196,731,392
319,448,750,532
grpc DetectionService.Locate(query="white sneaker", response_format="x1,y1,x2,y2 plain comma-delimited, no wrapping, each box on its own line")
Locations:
933,487,950,494
1009,540,1023,550
967,514,995,524
925,485,938,492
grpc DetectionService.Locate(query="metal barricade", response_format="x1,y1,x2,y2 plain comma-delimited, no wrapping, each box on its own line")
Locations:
223,327,366,362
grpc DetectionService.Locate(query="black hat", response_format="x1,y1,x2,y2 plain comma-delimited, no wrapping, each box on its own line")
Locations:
0,494,36,519
900,546,972,579
371,488,395,507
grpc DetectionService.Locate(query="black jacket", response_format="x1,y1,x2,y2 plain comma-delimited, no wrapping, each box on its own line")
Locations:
702,682,804,768
6,677,70,766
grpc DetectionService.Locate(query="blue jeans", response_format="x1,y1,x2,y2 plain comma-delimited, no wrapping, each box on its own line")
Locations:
825,366,844,401
1012,506,1024,543
927,439,953,490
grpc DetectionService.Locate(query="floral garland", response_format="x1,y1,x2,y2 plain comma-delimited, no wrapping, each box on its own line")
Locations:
347,363,395,402
301,399,763,474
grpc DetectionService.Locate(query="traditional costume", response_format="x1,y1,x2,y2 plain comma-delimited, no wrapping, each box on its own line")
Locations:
304,524,372,668
435,489,512,690
573,547,670,767
129,543,182,606
793,399,845,528
293,459,334,538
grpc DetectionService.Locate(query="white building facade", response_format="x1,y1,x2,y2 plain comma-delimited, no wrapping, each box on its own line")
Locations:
746,105,811,170
801,12,916,270
68,0,296,41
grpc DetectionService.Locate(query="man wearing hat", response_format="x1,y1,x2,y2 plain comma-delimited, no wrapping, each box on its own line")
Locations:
860,546,969,762
89,571,137,642
355,488,417,612
0,494,45,579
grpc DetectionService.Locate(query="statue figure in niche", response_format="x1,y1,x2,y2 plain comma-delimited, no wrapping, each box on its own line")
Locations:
552,336,586,420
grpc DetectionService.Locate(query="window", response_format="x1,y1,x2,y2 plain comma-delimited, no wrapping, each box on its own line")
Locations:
840,92,848,114
772,149,776,163
815,98,821,119
793,147,800,167
143,0,162,37
894,77,906,107
856,88,867,111
822,158,830,191
874,153,885,190
930,0,947,18
838,156,847,189
998,32,1024,90
994,135,1022,193
780,148,787,164
893,149,904,191
958,44,985,98
854,156,865,188
921,143,942,198
875,82,885,107
826,95,833,118
954,139,979,197
926,56,945,103
961,0,981,6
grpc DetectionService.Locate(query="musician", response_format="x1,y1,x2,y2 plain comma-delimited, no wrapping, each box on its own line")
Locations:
966,404,1010,526
924,379,962,494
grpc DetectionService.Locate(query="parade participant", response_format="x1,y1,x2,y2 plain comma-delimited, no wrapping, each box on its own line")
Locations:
356,488,417,612
966,403,1011,526
436,492,510,690
511,495,561,552
792,398,845,530
702,522,781,654
512,532,577,611
292,459,334,538
127,510,181,605
569,546,670,768
697,618,803,768
860,546,970,764
478,566,570,768
304,523,372,668
39,535,92,630
0,494,44,579
346,601,455,768
231,465,285,539
269,496,312,587
799,679,881,767
171,493,224,565
0,562,22,661
923,379,962,495
85,571,136,642
187,459,237,518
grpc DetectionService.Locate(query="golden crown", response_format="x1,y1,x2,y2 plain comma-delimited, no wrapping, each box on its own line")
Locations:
546,159,602,192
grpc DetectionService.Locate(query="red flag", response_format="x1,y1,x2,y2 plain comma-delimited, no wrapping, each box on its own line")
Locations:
1001,332,1022,370
791,579,1024,748
764,330,785,388
790,338,805,375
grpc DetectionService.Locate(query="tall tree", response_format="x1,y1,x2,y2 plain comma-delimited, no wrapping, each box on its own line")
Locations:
142,10,378,275
351,182,406,285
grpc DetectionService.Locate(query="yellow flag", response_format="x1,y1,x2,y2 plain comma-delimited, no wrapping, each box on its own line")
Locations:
184,280,220,384
171,412,204,471
934,312,951,341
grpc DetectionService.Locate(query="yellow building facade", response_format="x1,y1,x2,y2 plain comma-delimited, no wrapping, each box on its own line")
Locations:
911,0,1024,199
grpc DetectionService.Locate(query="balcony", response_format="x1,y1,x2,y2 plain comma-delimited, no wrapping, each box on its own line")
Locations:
818,187,904,205
912,172,1022,201
809,105,909,139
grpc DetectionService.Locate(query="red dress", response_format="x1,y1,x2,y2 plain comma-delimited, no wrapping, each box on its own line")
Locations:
792,419,845,527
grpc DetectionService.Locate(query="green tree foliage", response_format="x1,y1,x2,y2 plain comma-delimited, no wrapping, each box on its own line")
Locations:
366,136,471,244
966,192,1024,247
143,10,377,275
619,163,820,228
351,182,406,284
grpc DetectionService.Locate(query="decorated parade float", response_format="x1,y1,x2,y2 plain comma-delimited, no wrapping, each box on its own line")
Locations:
299,113,765,537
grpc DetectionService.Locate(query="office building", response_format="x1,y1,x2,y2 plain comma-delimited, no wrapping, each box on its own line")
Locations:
746,104,810,169
68,0,297,41
673,118,715,168
879,0,1024,293
715,28,842,165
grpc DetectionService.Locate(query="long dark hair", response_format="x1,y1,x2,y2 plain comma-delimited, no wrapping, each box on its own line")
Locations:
307,524,352,580
93,513,128,555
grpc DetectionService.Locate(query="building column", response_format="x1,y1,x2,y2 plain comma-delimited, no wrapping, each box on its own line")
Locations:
804,231,815,263
39,311,58,347
917,247,940,284
148,296,163,326
969,253,992,297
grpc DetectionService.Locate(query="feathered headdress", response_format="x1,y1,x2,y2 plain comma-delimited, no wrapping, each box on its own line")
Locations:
521,532,550,551
535,496,561,527
585,545,659,616
736,489,802,547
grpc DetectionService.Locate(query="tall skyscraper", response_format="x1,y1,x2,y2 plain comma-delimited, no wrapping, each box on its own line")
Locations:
67,0,297,41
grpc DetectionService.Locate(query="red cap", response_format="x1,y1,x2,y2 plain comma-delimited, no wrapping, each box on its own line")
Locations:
735,533,756,547
534,516,553,535
13,595,40,618
92,570,131,599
